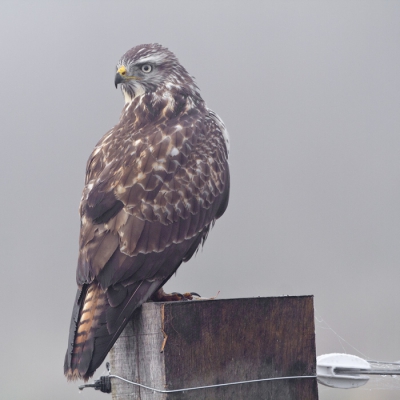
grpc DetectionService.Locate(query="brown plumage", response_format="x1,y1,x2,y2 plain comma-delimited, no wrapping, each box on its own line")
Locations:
64,43,230,381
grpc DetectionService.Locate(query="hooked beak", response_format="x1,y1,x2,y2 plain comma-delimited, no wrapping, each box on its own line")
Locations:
115,65,128,88
114,65,140,88
115,72,124,88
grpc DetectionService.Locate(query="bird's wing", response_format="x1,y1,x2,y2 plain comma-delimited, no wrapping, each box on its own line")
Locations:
77,110,229,287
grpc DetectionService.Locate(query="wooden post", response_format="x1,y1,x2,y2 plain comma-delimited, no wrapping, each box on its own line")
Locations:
110,296,318,400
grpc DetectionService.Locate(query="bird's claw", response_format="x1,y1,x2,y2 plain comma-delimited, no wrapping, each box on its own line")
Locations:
150,288,201,302
171,292,201,301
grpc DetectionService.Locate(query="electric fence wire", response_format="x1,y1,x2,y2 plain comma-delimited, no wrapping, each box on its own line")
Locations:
79,372,317,394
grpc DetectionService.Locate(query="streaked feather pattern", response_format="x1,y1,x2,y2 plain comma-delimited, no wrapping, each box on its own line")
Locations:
65,43,230,381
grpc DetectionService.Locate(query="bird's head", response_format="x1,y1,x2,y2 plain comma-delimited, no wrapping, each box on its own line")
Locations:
115,43,198,104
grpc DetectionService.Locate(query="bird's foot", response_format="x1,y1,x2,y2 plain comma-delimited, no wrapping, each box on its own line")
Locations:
150,288,201,302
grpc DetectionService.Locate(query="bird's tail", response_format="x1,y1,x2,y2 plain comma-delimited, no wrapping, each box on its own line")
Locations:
64,282,107,381
64,279,161,381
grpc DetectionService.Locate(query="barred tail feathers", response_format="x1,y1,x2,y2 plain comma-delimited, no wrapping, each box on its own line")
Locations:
64,283,107,381
64,279,162,381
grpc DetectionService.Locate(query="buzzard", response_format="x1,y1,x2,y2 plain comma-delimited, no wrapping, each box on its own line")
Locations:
64,43,230,381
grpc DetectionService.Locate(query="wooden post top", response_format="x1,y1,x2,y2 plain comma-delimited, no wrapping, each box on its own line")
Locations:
110,296,318,400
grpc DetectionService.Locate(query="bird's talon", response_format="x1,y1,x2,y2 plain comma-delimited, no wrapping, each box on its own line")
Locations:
150,288,202,302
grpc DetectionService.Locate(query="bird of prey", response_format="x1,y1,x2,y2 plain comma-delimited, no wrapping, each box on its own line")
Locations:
64,44,230,381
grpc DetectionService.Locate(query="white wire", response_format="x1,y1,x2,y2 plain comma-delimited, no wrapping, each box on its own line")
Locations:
109,373,317,393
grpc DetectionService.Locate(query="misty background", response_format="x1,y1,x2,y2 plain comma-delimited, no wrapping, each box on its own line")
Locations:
1,1,399,399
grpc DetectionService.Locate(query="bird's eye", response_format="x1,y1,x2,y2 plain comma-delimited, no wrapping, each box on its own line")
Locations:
141,64,153,73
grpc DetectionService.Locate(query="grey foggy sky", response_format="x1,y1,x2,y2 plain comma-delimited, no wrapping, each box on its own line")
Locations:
1,2,400,399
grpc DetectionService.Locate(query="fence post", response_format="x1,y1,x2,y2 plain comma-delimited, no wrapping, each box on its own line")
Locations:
110,296,318,400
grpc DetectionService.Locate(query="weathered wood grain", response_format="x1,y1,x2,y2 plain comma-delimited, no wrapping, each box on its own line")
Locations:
110,296,318,400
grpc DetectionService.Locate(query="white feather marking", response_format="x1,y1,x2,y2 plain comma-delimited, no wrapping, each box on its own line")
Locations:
136,54,167,64
116,185,126,194
165,82,183,91
170,147,179,156
152,162,166,171
122,88,133,105
185,97,195,110
122,84,146,106
133,84,145,98
161,91,175,112
92,147,101,156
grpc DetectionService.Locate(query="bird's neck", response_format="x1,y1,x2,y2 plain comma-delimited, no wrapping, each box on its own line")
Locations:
120,88,205,128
